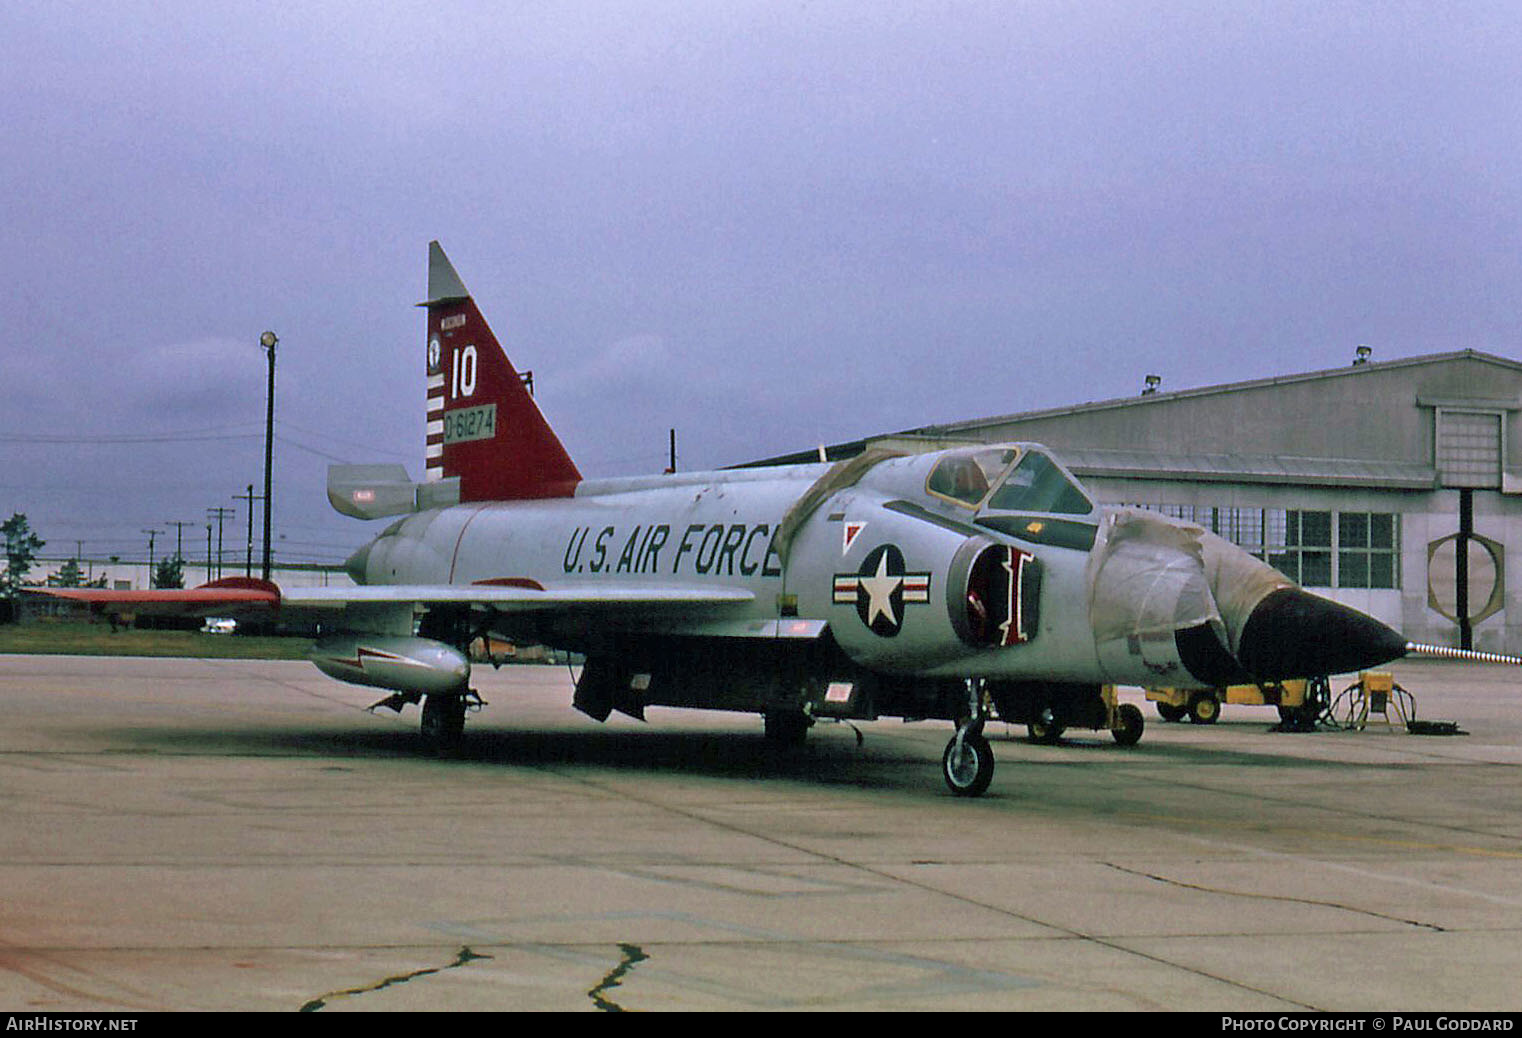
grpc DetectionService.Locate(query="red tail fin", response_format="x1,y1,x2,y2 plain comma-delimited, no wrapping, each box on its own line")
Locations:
422,242,581,501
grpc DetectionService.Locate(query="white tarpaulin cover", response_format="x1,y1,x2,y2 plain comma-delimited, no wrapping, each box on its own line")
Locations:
1087,509,1291,654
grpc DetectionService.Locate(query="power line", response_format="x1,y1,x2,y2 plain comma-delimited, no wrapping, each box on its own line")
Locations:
0,426,263,445
0,420,412,460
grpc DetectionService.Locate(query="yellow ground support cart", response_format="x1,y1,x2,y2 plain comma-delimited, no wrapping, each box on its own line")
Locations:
1328,671,1416,730
1147,677,1330,728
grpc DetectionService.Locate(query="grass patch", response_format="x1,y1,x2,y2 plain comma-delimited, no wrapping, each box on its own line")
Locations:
0,621,313,660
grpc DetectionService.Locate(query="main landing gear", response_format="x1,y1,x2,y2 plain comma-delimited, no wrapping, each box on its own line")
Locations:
370,688,485,752
763,708,814,747
942,679,996,798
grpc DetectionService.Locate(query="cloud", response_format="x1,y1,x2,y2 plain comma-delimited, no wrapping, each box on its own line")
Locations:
115,337,266,420
558,333,680,396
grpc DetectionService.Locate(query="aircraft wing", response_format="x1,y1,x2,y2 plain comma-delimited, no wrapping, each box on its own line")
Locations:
27,576,755,616
27,579,282,617
281,583,756,611
27,577,824,641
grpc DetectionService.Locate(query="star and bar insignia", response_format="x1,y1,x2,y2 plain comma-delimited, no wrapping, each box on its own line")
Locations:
833,544,931,637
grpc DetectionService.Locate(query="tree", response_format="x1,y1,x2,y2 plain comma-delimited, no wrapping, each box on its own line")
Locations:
3,513,45,599
53,558,83,587
153,556,185,590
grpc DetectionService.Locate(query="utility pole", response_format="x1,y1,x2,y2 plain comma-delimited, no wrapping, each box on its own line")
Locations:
668,428,677,474
207,507,235,580
141,528,162,589
164,520,195,563
233,487,262,577
206,523,213,583
259,331,278,582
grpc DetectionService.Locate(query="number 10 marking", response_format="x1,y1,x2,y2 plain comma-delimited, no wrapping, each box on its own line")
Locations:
451,345,477,399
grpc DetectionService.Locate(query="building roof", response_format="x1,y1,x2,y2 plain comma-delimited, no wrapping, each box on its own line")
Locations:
920,349,1522,436
745,349,1522,484
1053,447,1436,489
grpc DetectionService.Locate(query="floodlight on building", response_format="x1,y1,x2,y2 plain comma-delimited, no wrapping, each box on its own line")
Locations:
1354,344,1373,365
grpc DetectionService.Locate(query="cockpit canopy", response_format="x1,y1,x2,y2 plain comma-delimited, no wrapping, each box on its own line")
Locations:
925,446,1093,516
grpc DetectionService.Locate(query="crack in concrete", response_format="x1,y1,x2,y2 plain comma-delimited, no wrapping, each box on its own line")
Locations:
544,770,1319,1009
1103,861,1448,932
588,943,648,1012
299,946,492,1012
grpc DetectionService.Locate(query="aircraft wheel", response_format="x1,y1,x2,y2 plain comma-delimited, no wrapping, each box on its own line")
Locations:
1112,703,1145,746
942,732,995,797
763,709,812,746
1156,702,1186,723
1027,709,1065,744
421,693,467,750
1278,702,1318,729
1188,692,1220,725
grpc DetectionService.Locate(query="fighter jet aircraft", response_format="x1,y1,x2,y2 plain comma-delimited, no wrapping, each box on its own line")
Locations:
35,243,1411,796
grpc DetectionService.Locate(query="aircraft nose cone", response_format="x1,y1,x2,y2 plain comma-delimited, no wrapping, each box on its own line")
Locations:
1235,587,1408,680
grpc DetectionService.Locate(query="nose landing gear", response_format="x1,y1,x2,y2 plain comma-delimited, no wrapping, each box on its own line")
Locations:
942,679,996,797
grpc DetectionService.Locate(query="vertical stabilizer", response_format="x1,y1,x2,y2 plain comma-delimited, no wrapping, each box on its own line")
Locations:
422,242,582,501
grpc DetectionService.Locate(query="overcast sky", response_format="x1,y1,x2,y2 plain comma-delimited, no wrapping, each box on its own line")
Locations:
3,1,1519,571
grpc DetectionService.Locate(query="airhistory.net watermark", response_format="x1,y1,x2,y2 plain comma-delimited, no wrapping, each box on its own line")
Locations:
4,1019,138,1032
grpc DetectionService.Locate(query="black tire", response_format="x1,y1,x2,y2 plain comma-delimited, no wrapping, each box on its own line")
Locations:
1112,703,1145,746
1027,721,1065,744
942,733,995,797
1278,701,1319,729
1027,707,1065,744
1188,692,1220,725
763,709,812,746
421,693,467,749
1156,701,1186,723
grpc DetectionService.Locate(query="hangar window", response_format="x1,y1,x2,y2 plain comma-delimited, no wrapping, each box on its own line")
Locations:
1120,504,1401,590
1267,510,1332,587
1436,409,1503,489
1222,507,1264,554
1337,512,1401,589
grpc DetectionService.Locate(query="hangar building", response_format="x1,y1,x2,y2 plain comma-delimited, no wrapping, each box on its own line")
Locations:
765,350,1522,656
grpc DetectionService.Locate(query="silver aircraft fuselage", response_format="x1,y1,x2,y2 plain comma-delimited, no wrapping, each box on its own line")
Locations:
347,444,1357,693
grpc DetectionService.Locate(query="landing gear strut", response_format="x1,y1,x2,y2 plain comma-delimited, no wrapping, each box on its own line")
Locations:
942,679,996,797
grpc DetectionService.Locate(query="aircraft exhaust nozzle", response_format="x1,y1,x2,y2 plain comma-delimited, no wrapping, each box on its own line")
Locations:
1233,587,1408,681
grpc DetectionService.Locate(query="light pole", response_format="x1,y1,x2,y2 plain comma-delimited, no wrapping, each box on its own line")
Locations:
259,330,278,581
